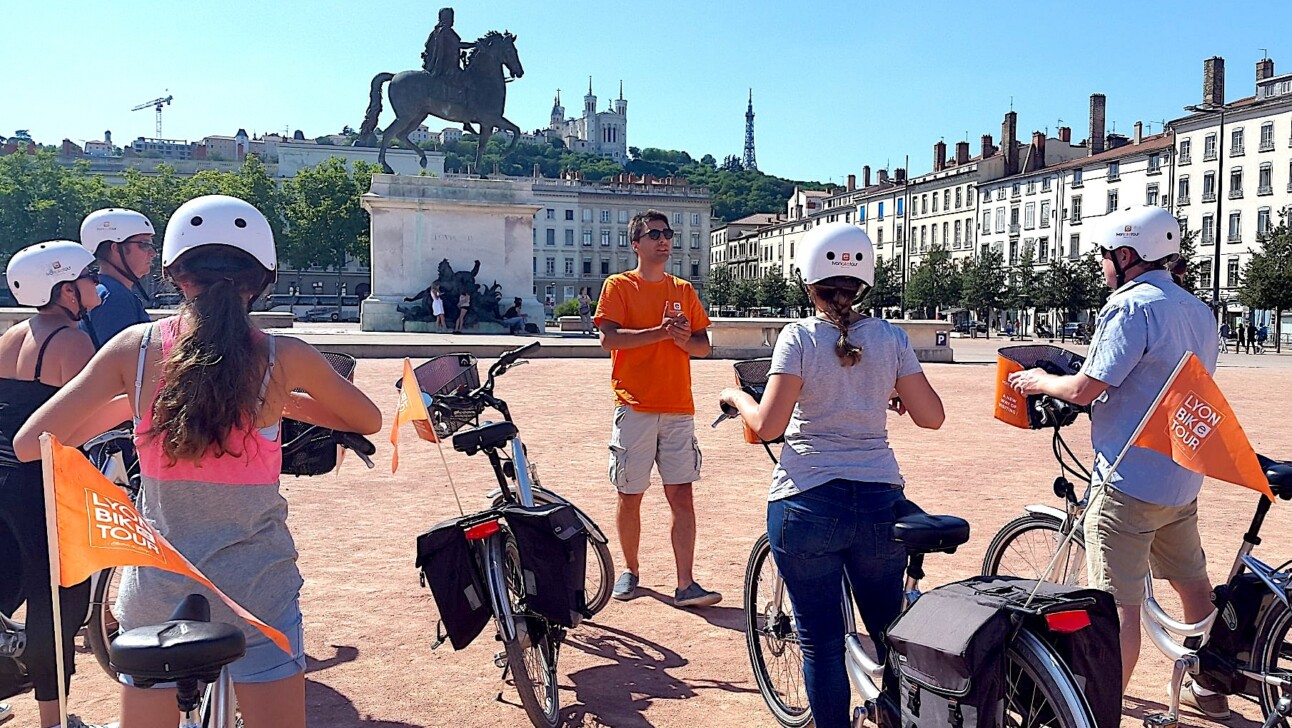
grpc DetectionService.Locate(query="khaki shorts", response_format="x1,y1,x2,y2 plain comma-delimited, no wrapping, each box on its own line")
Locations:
1084,486,1208,604
608,405,702,494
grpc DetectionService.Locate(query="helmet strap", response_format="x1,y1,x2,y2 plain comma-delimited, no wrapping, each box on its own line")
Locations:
106,244,154,305
54,283,88,322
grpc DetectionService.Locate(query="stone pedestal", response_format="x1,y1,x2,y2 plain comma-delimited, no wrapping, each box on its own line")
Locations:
361,175,541,332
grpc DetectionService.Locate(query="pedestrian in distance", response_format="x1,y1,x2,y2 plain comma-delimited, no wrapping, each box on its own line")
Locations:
720,223,945,728
15,195,382,728
454,290,470,333
431,282,445,329
1008,206,1222,716
0,241,109,728
595,209,720,609
577,286,596,336
1247,321,1258,354
1237,320,1247,353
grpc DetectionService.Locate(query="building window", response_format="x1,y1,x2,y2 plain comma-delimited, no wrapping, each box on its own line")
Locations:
582,209,593,222
582,230,592,246
672,234,681,249
878,201,885,220
996,188,1006,201
1025,181,1035,196
1178,176,1190,205
954,220,962,245
1107,161,1120,181
1146,183,1159,206
617,210,629,224
1009,239,1018,265
995,206,1006,233
1231,128,1245,156
690,233,700,249
1227,258,1240,288
1180,139,1192,165
943,190,950,209
859,205,866,222
1071,196,1083,223
617,231,627,247
1148,153,1162,174
673,212,682,225
956,188,963,207
600,210,611,224
1069,234,1080,260
1204,133,1217,161
921,194,928,214
1042,177,1053,192
691,212,700,226
1039,237,1049,263
600,259,610,275
1229,167,1243,199
1259,163,1273,195
601,231,611,247
1261,122,1275,152
920,226,927,247
1202,215,1214,244
1040,201,1051,228
1106,189,1119,213
877,228,885,245
565,209,574,221
1258,207,1272,236
565,229,574,246
1202,172,1216,202
545,257,555,275
582,259,592,275
897,198,905,217
546,229,556,245
982,210,991,234
943,222,949,245
1072,168,1083,187
545,208,555,220
691,261,700,278
1024,202,1035,229
1012,182,1021,198
564,258,574,276
1199,262,1212,290
932,193,939,213
1228,211,1241,242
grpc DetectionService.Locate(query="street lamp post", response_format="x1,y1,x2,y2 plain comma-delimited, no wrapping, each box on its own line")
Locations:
1183,103,1232,323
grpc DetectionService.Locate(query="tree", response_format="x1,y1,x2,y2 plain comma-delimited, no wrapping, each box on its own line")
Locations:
1176,227,1204,300
1034,256,1085,331
1005,245,1041,334
720,155,744,173
731,277,757,312
755,268,790,313
904,247,961,319
787,277,810,315
1239,221,1292,353
960,248,1006,328
862,256,902,316
0,150,110,262
279,158,371,277
705,264,736,310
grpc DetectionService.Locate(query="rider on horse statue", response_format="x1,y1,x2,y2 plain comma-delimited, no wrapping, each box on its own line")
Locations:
422,8,474,101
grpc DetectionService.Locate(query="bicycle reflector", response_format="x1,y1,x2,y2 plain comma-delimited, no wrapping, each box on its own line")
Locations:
1043,609,1092,634
463,520,501,541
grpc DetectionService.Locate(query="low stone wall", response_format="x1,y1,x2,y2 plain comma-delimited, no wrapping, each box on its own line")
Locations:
0,308,292,334
707,317,953,362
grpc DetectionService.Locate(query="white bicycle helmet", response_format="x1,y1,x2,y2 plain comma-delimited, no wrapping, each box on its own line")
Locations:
7,240,97,307
162,195,277,274
794,222,875,286
80,208,155,256
1095,206,1180,262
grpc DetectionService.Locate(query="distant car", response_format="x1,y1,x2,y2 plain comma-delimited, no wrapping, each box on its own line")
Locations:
953,320,987,334
303,295,361,323
1063,323,1090,343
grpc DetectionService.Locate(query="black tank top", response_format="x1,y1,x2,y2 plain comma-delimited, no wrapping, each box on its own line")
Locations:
0,327,69,466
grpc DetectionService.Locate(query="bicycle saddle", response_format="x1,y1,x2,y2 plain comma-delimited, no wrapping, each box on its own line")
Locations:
890,500,971,554
453,421,518,455
109,594,246,685
1258,454,1292,500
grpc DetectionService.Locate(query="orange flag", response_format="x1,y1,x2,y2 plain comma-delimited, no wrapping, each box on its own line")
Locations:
1131,353,1273,500
390,357,437,472
41,435,291,653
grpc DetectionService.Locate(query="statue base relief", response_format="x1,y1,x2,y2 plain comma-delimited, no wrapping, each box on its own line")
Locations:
361,174,542,332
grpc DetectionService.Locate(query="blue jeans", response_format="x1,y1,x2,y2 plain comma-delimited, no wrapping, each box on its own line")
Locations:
503,316,526,333
767,480,907,728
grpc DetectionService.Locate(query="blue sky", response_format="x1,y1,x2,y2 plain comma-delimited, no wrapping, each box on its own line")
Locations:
3,0,1285,183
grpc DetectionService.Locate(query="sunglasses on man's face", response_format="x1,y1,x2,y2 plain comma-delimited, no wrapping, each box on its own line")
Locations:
636,228,675,241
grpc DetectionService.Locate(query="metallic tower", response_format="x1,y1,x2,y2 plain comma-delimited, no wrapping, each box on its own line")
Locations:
743,89,757,170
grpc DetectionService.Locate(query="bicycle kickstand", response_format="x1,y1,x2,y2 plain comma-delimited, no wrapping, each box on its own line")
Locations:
1145,655,1195,728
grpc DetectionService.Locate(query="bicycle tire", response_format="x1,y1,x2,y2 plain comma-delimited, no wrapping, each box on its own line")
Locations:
983,513,1088,587
491,487,614,617
1003,629,1097,728
86,566,122,678
744,533,812,728
1250,597,1292,726
493,533,561,728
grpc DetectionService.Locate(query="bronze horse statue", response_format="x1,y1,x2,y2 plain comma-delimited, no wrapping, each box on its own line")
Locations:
357,31,524,175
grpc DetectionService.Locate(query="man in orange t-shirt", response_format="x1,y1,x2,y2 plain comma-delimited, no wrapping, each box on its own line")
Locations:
595,209,719,608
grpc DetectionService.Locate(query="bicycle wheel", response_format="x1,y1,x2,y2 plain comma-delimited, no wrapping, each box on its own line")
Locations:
1251,598,1292,726
1003,629,1097,728
86,566,122,678
744,533,812,728
494,533,561,728
492,487,615,618
983,514,1087,587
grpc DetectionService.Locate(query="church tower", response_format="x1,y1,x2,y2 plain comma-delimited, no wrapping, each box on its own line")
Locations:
614,80,627,116
743,89,758,171
550,90,564,130
584,77,597,118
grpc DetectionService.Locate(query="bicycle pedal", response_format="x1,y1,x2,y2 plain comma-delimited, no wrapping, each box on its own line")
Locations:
493,651,507,669
851,705,867,727
1143,713,1178,728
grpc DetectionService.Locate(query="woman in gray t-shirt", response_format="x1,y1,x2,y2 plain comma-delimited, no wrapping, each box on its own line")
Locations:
721,223,944,728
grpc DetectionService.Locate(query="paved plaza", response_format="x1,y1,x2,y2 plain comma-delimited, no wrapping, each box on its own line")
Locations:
35,348,1292,728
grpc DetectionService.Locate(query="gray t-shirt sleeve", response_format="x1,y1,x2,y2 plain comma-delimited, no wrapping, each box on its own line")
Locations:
892,325,923,378
769,323,803,378
1082,303,1147,387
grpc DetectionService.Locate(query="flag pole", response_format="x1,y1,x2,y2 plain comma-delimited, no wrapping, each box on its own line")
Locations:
1025,351,1193,606
39,433,70,728
433,438,465,516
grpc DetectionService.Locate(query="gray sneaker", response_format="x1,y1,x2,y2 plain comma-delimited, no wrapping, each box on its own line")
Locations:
674,581,722,608
1178,680,1230,720
0,702,12,726
612,572,639,601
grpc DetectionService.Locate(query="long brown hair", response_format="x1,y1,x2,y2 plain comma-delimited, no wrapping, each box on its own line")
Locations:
807,277,869,367
147,247,274,463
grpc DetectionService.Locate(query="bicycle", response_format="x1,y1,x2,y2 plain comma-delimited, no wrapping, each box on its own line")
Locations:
718,358,1101,728
407,342,612,728
982,389,1292,727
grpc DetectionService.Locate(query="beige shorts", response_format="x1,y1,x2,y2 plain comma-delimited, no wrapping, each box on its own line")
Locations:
607,405,702,494
1084,486,1208,604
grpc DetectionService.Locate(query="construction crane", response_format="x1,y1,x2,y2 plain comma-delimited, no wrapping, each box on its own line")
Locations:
131,94,173,138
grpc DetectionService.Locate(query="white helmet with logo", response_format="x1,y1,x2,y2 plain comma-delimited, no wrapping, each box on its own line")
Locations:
80,208,155,256
1095,206,1180,262
7,240,96,307
794,222,875,286
162,195,277,274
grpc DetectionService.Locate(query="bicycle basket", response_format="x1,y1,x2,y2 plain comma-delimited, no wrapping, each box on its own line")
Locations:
994,345,1087,430
320,351,357,381
414,354,484,438
731,358,783,445
281,351,359,477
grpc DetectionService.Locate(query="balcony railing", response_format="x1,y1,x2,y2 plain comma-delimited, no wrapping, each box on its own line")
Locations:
1230,145,1245,157
1179,154,1192,165
1178,195,1191,206
1259,185,1273,196
1204,150,1217,161
1009,224,1021,235
1229,188,1244,199
1260,140,1276,152
1202,192,1217,203
1228,232,1242,242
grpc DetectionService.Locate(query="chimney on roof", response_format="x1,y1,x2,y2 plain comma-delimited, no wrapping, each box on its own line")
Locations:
895,167,906,184
1133,121,1143,145
933,140,947,172
1058,126,1071,143
104,130,112,146
955,141,970,165
981,134,995,159
1088,94,1106,156
1002,111,1018,175
862,165,871,187
1030,131,1046,170
847,174,856,191
1204,56,1226,107
1257,57,1275,83
878,169,889,184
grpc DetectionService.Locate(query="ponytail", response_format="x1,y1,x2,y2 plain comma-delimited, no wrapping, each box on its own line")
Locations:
807,280,869,367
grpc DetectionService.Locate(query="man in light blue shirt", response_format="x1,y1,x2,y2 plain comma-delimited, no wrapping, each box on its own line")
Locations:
1009,206,1223,714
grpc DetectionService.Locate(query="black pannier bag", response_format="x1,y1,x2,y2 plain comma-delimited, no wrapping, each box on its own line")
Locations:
279,418,339,476
1195,572,1277,694
885,576,1120,728
415,515,491,651
501,503,589,628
